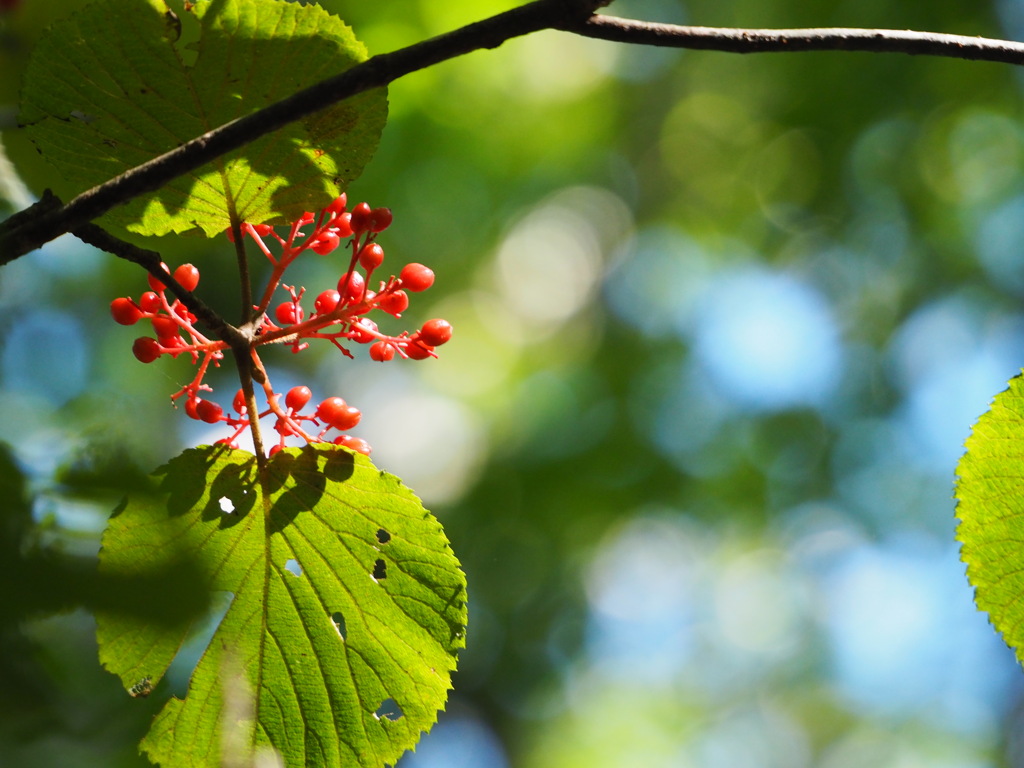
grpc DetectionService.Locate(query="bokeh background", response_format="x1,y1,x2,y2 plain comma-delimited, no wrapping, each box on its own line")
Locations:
4,0,1024,765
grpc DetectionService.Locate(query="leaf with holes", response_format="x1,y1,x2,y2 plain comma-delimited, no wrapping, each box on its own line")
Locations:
18,0,387,237
957,371,1024,665
95,444,466,768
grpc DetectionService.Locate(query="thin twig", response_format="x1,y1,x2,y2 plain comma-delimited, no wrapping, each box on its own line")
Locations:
566,15,1024,64
72,223,242,347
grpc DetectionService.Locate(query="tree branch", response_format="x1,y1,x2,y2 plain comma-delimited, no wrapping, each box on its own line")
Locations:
565,15,1024,64
0,0,607,263
72,223,243,348
3,0,1023,263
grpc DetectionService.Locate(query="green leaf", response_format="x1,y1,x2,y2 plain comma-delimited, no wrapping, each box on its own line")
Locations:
957,371,1024,664
96,444,466,768
19,0,387,237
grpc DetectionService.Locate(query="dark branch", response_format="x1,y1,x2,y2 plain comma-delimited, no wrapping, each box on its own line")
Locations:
566,15,1024,65
72,223,243,348
3,0,1023,262
0,0,606,262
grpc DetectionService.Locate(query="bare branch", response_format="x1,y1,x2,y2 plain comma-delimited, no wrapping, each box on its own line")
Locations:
566,15,1024,65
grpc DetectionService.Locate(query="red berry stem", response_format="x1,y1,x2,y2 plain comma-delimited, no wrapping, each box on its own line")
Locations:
170,349,223,407
242,222,278,264
255,360,319,446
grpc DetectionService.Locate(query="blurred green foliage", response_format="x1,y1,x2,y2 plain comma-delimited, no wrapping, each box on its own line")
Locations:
3,0,1024,765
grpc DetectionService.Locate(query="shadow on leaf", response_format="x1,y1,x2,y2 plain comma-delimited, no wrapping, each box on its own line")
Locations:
266,445,354,533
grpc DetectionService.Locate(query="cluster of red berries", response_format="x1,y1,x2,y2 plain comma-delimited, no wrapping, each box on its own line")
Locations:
109,195,451,456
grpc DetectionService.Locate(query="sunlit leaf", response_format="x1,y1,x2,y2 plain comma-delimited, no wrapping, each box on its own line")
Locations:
957,371,1024,665
19,0,387,236
96,444,466,768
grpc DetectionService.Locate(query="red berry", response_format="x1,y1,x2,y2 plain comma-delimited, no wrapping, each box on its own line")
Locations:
269,444,283,457
334,435,371,455
368,207,393,233
316,397,362,430
151,316,179,338
326,194,347,217
110,297,142,325
369,341,395,362
171,301,198,324
358,242,385,272
312,232,340,255
333,213,354,239
339,408,364,432
378,290,409,316
148,263,169,292
351,319,378,343
160,333,187,351
338,271,365,302
139,291,162,313
173,263,200,292
349,202,372,234
419,318,452,346
275,302,303,325
132,337,161,363
185,398,201,420
252,224,274,237
405,339,434,360
315,290,341,315
196,399,224,424
233,389,247,414
316,396,344,421
399,263,434,292
285,385,312,411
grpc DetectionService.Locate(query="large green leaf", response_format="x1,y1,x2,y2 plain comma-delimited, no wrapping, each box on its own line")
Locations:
19,0,387,237
96,444,466,768
957,372,1024,665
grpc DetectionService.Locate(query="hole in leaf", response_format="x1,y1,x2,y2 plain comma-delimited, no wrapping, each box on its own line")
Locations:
331,611,346,640
376,528,391,544
374,698,403,721
284,559,302,577
372,559,387,581
218,496,235,514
